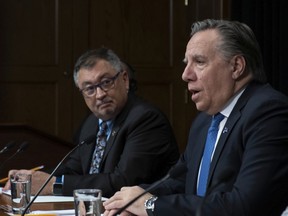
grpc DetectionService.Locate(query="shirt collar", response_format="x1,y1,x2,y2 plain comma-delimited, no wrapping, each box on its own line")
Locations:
98,119,113,134
220,87,246,118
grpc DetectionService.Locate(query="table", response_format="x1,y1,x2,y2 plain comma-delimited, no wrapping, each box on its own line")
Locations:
0,193,74,216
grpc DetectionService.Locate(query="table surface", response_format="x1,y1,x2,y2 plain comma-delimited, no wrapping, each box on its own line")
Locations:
0,193,74,216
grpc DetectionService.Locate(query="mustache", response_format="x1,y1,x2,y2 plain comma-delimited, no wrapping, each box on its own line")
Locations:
96,98,111,106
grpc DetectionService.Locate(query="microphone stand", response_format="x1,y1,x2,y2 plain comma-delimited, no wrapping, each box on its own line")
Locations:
113,163,187,216
21,136,94,216
112,174,170,216
0,142,29,172
0,141,16,154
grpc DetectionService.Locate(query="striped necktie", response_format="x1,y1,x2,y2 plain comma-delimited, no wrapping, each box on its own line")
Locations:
90,122,108,174
197,113,224,196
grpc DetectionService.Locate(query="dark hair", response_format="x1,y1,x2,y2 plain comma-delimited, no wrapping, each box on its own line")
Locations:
73,47,137,93
190,19,266,83
121,61,137,93
73,48,122,87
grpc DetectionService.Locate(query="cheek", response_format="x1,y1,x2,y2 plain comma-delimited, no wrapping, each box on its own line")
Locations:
201,73,225,101
112,87,128,104
84,98,96,109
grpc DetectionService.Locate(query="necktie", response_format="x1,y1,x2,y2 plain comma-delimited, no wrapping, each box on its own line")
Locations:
197,113,224,196
90,122,108,174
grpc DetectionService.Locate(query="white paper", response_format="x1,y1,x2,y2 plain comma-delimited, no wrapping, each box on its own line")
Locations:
30,209,105,216
0,188,74,203
31,209,75,215
34,195,74,203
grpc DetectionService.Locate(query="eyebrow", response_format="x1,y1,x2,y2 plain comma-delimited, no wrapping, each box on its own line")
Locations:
80,72,118,87
79,81,95,89
183,53,206,64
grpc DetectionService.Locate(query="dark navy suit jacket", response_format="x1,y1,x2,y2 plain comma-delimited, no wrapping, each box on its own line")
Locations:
149,82,288,216
55,94,179,197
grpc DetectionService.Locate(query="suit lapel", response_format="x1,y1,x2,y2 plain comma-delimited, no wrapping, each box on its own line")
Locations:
102,125,120,159
99,94,136,170
83,136,97,173
209,111,241,175
207,82,258,185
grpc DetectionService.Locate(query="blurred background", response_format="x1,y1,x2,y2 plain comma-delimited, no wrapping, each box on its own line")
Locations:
0,0,287,157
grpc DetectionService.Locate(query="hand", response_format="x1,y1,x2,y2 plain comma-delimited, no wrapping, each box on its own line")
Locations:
104,209,134,216
103,186,150,216
3,169,55,195
31,171,55,195
3,169,33,191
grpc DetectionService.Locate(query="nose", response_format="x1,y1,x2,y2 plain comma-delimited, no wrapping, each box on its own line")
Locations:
95,87,107,99
182,64,196,82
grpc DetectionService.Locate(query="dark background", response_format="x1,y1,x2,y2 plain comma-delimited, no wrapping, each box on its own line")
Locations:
231,0,288,96
0,1,287,175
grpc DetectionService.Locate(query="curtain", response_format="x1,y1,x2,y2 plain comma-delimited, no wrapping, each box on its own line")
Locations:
231,0,288,96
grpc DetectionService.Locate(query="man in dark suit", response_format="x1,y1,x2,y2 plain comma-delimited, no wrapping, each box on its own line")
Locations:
103,19,288,216
4,48,179,198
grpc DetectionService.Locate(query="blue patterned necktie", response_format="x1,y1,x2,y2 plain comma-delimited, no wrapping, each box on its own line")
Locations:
197,113,224,196
90,122,108,174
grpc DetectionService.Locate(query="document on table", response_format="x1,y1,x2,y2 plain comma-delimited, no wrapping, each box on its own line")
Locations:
33,195,74,203
1,187,73,203
1,187,106,215
30,209,75,215
6,209,104,216
1,187,108,203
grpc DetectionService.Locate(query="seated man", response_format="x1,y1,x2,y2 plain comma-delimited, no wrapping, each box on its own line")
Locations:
103,19,288,216
4,48,179,198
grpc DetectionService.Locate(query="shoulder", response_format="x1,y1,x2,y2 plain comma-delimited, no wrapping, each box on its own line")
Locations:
122,95,169,122
229,82,288,136
238,82,288,114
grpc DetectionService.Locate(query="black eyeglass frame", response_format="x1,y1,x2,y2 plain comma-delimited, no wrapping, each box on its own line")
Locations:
79,71,122,97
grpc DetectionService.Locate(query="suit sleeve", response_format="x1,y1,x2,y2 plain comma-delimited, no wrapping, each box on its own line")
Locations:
149,93,288,216
58,104,179,198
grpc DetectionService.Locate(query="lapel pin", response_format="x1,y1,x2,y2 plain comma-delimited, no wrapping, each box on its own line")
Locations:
112,130,117,136
223,127,228,133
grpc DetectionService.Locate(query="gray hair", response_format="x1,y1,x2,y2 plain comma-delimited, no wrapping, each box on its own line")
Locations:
191,19,266,83
73,48,123,87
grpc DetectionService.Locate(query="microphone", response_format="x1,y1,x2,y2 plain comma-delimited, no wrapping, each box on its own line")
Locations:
21,135,95,216
113,163,187,216
195,169,235,216
0,141,16,154
17,141,30,153
0,141,30,171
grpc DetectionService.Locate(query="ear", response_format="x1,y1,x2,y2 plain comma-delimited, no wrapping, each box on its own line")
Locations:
231,55,246,80
121,70,130,90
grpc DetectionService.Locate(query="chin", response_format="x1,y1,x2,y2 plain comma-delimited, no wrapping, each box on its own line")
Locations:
195,103,204,111
101,108,117,120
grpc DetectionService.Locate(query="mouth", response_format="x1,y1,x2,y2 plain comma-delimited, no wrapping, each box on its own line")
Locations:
189,88,200,101
97,100,112,108
191,90,198,95
189,87,199,95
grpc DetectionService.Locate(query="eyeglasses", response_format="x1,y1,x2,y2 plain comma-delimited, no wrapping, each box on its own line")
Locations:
80,72,121,97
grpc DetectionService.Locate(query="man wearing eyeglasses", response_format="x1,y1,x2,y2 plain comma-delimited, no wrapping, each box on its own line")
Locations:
4,48,179,198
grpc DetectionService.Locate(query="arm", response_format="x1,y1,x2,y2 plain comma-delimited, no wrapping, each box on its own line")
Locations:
151,93,288,215
104,89,288,216
103,186,150,216
4,170,55,195
56,103,179,197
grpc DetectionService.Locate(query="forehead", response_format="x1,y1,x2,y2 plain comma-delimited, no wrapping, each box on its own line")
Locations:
89,59,114,71
80,59,116,76
186,29,220,56
77,59,117,86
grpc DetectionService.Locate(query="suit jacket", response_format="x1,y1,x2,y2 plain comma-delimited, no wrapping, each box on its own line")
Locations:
150,82,288,216
55,94,179,197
